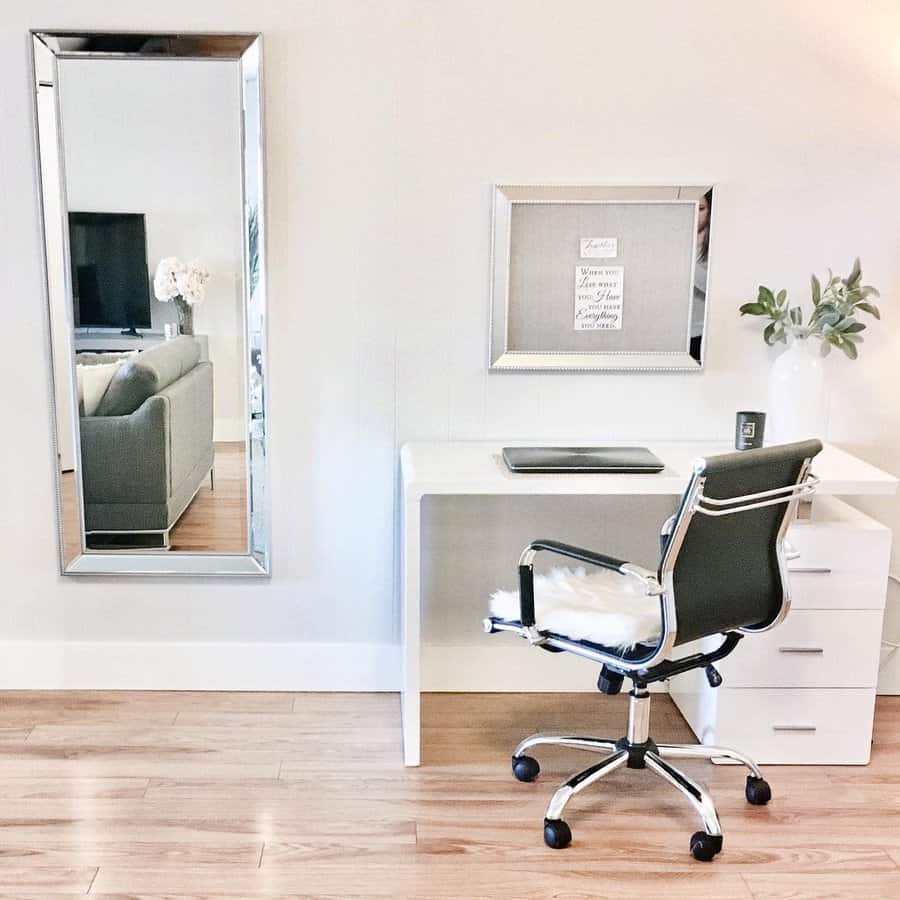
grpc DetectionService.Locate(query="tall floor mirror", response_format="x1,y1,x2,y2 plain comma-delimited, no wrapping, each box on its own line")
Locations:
32,32,270,575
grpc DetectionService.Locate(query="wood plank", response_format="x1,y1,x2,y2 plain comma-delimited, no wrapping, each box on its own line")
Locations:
742,872,900,899
0,690,295,719
266,829,895,874
89,865,754,898
0,778,148,800
0,751,281,780
292,692,400,714
25,724,403,752
0,864,96,893
0,840,262,867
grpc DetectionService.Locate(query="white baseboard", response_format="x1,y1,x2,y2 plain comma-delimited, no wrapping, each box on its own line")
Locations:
422,644,668,693
877,647,900,695
0,641,401,691
213,418,246,443
0,640,670,693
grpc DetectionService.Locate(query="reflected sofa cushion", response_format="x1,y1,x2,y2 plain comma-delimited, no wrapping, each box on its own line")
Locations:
95,336,201,417
74,350,135,367
76,361,122,416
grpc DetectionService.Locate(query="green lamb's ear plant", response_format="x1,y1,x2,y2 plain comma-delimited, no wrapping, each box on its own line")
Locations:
739,258,881,360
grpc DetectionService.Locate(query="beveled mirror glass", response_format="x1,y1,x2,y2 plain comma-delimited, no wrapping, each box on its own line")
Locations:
32,32,269,575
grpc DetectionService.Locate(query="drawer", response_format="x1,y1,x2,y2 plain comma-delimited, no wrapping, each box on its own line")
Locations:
705,687,876,765
717,609,884,688
785,498,891,611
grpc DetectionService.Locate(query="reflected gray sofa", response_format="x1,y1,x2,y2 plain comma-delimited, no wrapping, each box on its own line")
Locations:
78,336,214,544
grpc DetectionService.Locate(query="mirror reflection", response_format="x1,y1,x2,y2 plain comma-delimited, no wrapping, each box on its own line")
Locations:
33,33,268,575
689,188,713,363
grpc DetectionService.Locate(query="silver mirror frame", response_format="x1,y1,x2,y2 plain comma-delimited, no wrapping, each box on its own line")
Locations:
489,184,714,372
31,31,271,576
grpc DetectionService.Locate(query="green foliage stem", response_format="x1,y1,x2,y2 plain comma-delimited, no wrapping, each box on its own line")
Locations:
739,258,881,360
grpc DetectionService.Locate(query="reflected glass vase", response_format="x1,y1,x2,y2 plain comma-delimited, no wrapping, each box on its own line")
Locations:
175,297,194,336
767,335,828,445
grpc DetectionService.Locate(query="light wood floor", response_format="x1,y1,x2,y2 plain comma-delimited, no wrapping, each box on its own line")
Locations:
0,692,897,897
60,441,247,561
170,442,247,553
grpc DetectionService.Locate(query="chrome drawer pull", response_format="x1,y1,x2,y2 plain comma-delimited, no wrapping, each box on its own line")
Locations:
788,567,832,574
772,725,817,733
778,647,824,654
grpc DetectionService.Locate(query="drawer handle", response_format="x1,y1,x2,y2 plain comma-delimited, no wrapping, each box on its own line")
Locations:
778,647,824,654
788,567,832,574
772,725,817,733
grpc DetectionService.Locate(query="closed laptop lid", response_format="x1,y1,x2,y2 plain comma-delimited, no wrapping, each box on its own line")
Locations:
502,446,665,473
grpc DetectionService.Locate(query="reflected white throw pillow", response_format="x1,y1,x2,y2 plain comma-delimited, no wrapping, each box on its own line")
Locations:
76,362,121,417
490,565,662,649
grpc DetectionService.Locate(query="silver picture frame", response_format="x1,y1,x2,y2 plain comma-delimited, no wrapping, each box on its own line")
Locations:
489,184,714,372
31,31,271,575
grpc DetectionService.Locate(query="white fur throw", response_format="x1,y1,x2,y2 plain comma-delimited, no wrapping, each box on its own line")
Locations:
490,566,661,649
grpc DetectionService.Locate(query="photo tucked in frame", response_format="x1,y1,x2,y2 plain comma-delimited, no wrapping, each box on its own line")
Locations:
489,185,714,372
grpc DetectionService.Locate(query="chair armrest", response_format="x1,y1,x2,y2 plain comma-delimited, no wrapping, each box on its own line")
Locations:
526,539,628,572
517,539,662,633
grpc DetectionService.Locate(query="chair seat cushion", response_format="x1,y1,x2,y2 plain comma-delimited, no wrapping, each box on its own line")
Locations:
490,566,662,649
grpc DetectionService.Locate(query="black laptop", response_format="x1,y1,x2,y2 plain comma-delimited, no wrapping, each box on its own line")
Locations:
502,446,665,474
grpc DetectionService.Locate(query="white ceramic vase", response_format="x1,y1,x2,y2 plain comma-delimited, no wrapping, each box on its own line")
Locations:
767,335,828,444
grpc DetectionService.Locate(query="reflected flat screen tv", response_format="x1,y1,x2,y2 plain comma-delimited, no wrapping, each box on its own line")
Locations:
68,212,152,332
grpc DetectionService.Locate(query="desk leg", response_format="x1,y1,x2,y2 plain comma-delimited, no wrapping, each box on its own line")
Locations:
401,495,421,766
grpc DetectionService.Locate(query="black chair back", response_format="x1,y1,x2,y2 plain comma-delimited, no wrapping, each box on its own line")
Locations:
662,440,822,646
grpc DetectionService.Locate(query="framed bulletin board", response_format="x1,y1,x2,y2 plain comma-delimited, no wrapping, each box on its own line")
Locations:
489,185,714,371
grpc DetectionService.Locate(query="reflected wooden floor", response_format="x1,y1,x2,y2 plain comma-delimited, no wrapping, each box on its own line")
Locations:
60,470,80,566
169,442,247,552
60,441,247,559
0,691,896,897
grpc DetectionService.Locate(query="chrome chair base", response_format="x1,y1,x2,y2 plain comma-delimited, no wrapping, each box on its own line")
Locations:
511,689,770,861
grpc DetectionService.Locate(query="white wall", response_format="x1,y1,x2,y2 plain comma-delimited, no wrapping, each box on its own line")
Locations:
2,1,899,689
59,58,246,441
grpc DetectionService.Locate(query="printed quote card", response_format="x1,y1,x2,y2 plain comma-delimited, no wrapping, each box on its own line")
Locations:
579,237,618,258
574,265,625,331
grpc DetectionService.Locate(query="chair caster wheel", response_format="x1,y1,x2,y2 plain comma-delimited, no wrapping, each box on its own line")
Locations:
543,818,572,849
690,831,722,861
512,755,540,782
745,776,772,805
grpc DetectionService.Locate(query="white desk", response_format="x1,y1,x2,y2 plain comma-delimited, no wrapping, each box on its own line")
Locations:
400,441,897,766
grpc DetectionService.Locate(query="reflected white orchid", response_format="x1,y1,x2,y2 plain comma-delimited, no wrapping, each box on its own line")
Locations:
153,257,210,336
153,257,210,306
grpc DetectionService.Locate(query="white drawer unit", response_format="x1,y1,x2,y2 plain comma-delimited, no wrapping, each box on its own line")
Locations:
787,498,891,611
670,496,891,765
714,609,884,689
672,685,877,765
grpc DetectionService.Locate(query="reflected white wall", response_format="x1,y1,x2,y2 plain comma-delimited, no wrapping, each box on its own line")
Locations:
59,58,246,441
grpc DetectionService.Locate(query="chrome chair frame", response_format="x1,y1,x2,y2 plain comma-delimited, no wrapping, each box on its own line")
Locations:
483,448,819,860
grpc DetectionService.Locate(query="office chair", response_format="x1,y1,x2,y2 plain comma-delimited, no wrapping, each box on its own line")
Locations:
483,440,822,861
